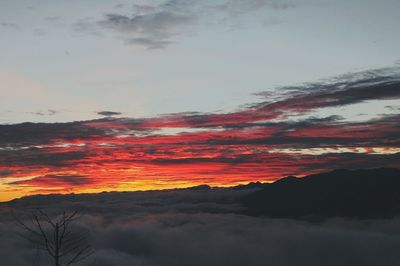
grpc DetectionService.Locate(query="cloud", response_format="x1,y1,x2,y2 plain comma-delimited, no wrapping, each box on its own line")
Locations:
88,214,400,266
81,0,294,49
0,22,19,30
0,121,109,146
0,170,14,177
43,16,62,22
11,174,93,187
99,12,194,34
33,28,46,36
73,18,102,37
29,109,58,116
98,11,194,49
0,67,399,198
385,105,400,111
124,67,400,128
97,111,122,116
2,189,400,266
125,37,173,49
0,149,88,167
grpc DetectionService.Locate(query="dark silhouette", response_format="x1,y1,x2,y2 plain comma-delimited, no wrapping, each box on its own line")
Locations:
242,168,400,219
12,209,93,266
5,168,400,221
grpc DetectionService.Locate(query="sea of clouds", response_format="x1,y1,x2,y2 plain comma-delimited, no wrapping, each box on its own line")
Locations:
1,187,400,266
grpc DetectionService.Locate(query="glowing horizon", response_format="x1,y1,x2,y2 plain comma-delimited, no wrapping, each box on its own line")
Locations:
1,69,399,202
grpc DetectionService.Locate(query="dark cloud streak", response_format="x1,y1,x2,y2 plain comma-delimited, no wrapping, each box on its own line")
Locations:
97,111,122,116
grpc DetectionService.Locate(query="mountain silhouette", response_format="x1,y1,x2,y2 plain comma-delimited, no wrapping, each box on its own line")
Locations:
241,168,400,219
4,168,400,220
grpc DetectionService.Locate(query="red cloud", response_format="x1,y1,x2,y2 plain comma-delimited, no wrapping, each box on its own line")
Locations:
1,69,400,201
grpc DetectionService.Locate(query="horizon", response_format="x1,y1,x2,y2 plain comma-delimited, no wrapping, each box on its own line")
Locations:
3,167,399,203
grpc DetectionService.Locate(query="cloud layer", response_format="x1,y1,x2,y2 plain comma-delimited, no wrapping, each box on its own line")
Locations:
2,189,400,266
0,67,399,201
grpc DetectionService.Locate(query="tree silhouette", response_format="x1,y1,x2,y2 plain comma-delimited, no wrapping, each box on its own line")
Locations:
12,209,93,266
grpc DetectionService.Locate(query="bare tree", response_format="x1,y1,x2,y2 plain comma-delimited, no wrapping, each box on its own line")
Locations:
12,209,93,266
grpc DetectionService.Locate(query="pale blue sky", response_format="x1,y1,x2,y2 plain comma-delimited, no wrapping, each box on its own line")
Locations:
1,0,399,123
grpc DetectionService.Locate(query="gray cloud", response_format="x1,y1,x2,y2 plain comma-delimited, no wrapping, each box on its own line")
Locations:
0,170,15,177
385,105,400,111
33,28,46,36
97,111,122,116
87,0,293,49
99,12,194,34
43,16,62,22
0,121,109,146
0,22,19,30
0,149,88,167
125,37,173,49
29,109,58,116
10,174,93,187
254,66,400,108
73,18,102,37
98,11,194,49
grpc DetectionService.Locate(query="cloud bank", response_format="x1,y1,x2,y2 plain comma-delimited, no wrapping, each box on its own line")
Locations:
1,189,400,266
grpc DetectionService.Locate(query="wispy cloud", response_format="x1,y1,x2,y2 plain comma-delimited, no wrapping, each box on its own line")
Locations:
75,0,293,49
11,174,92,187
29,109,58,116
97,111,122,117
0,22,20,30
97,11,195,49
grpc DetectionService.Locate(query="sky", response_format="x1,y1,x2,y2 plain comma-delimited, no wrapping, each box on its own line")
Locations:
0,0,400,201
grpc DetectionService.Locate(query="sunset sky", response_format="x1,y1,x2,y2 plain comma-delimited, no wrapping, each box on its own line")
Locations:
1,0,399,201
